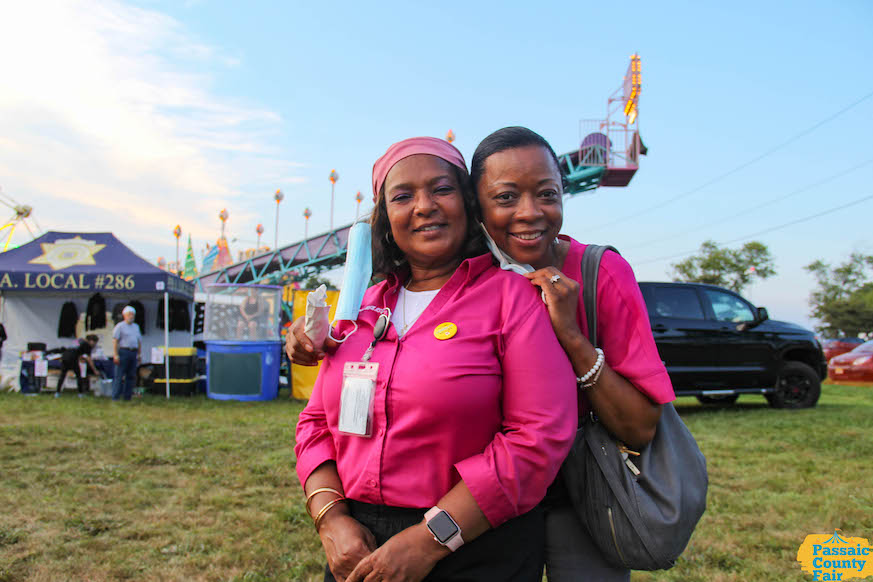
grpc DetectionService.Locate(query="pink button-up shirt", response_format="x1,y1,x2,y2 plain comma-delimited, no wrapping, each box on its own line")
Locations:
560,236,676,410
294,254,577,527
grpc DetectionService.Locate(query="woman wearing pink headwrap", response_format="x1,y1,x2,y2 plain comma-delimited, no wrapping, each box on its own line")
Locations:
293,137,577,582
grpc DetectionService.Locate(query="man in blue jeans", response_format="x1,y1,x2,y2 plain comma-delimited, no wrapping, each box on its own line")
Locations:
112,305,142,400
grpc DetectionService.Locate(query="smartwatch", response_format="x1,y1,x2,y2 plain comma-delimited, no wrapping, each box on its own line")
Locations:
424,506,464,552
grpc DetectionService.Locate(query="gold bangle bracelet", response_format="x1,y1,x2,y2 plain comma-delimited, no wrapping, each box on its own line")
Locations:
305,487,343,517
313,497,347,531
582,362,606,390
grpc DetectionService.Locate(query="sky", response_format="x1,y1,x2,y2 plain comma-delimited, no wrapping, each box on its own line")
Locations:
1,0,871,329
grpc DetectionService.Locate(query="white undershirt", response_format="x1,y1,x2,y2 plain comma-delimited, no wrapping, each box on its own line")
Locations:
391,287,439,337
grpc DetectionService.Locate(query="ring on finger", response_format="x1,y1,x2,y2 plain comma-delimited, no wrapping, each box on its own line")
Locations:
549,274,561,284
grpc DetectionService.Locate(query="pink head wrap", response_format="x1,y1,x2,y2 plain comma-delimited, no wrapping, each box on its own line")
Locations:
371,137,467,203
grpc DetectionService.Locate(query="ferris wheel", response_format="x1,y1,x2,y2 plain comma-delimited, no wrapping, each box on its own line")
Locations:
0,186,42,252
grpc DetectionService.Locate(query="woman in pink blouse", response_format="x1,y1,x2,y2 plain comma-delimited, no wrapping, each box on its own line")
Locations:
294,137,577,582
470,126,677,581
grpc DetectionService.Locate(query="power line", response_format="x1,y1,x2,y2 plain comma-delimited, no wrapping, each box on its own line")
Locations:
635,192,873,266
587,89,873,233
624,158,873,250
721,193,873,244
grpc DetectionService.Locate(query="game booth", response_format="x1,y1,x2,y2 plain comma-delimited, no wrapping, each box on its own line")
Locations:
202,284,283,401
0,232,194,397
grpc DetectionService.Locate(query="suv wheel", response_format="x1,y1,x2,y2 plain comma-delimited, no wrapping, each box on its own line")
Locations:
767,361,821,409
697,394,740,405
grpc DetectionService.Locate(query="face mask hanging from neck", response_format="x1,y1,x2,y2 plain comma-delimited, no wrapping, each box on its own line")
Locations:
480,223,548,303
480,223,533,275
329,221,373,342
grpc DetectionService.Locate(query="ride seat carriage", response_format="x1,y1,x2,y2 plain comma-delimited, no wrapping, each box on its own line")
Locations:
564,132,611,168
579,132,610,166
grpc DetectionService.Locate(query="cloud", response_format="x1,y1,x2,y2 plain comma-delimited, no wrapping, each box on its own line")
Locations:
0,0,299,258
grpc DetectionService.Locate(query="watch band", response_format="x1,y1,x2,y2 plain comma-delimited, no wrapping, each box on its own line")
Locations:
425,506,464,552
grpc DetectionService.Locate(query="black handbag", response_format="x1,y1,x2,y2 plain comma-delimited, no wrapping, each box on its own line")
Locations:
561,244,708,570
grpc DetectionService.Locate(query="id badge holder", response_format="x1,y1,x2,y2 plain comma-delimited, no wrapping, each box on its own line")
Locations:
338,362,378,437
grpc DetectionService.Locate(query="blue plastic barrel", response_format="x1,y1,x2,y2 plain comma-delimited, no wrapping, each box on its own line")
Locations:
205,340,282,401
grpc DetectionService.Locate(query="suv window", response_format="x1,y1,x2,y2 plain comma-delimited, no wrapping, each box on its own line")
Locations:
703,289,755,322
648,287,705,319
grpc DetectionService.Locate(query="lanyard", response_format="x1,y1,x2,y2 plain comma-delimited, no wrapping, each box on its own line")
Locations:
360,311,390,362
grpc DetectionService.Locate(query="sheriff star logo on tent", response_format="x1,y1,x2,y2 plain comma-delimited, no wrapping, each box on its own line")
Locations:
29,236,106,270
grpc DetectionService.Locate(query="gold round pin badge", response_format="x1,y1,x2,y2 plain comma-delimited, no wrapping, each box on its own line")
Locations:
433,322,458,340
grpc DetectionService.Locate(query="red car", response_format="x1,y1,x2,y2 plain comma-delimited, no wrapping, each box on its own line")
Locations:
822,337,865,361
828,340,873,382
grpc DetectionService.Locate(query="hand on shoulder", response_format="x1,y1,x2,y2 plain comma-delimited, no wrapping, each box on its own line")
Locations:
524,266,583,350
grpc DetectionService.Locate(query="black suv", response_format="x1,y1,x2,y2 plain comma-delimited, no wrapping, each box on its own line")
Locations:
638,282,827,408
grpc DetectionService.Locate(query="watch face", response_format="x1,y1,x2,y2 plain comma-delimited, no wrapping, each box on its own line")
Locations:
427,511,459,543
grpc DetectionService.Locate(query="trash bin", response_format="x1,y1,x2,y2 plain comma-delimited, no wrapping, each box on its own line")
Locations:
151,347,198,397
205,340,282,401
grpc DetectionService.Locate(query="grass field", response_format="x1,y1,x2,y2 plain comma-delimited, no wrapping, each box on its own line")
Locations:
1,384,871,581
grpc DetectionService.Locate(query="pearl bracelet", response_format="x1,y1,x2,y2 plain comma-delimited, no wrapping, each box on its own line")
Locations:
577,348,605,390
582,358,606,390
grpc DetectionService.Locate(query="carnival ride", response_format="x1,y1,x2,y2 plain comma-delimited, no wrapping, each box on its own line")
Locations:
560,54,645,196
194,54,645,293
195,226,350,291
0,187,42,252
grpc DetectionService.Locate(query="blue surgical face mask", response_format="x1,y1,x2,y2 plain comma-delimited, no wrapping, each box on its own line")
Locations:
331,222,373,339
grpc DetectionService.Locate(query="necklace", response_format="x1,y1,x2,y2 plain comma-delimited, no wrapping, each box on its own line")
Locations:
397,281,439,336
400,282,411,335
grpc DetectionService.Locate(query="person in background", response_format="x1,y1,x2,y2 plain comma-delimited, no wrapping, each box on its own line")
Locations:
236,288,263,338
112,305,142,401
0,322,6,362
55,334,100,398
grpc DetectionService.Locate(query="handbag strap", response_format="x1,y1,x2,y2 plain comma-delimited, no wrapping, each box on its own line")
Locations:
579,243,618,421
581,243,674,566
580,244,619,348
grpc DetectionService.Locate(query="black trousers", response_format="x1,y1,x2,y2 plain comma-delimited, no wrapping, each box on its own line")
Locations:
541,471,630,581
323,501,544,582
56,359,87,393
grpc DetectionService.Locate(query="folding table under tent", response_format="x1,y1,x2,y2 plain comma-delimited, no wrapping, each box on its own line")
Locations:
0,232,194,397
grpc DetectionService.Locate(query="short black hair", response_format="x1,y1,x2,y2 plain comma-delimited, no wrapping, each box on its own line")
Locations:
369,164,486,277
85,334,99,343
470,126,563,191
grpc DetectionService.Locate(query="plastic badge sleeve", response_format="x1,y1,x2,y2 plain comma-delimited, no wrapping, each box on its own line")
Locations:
338,362,378,437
